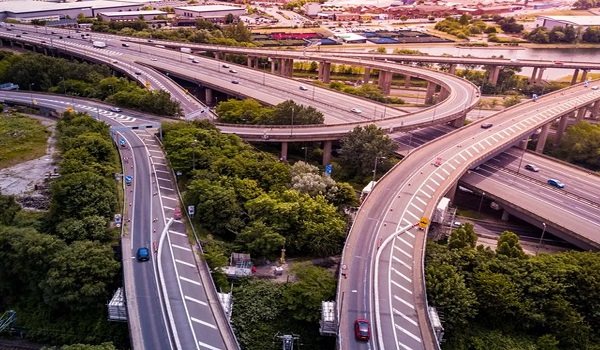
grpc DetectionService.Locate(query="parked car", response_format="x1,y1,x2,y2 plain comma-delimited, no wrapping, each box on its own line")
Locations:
481,123,493,129
547,179,565,188
136,247,150,262
524,164,539,172
354,319,370,341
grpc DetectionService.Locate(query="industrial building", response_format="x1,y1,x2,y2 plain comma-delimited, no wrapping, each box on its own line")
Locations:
99,10,168,22
173,5,246,21
535,16,600,30
0,1,140,22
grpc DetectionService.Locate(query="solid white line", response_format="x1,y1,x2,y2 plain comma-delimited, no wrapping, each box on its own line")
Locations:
415,196,427,206
155,169,170,174
441,168,450,175
429,178,439,186
191,317,217,329
185,295,208,306
409,202,422,212
398,341,413,350
425,184,435,194
162,195,177,201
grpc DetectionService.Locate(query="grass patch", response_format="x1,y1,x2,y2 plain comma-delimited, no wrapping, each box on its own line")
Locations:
0,113,50,169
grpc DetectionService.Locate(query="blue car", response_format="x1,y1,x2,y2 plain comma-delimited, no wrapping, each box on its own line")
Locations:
137,247,150,262
547,179,565,189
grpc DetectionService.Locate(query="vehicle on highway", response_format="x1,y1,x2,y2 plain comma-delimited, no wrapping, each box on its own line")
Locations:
192,59,199,63
524,164,540,172
231,80,240,84
22,32,27,34
15,34,20,37
137,247,150,262
481,123,493,129
222,64,230,68
299,85,308,91
547,179,565,188
122,43,129,47
354,319,370,341
592,86,599,90
151,57,158,61
51,31,56,34
135,71,142,75
350,107,362,114
174,207,182,220
554,61,564,65
92,41,107,48
110,107,122,112
452,221,462,228
229,69,237,73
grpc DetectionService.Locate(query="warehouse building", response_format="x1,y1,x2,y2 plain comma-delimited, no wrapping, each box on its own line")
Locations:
0,1,140,22
99,10,168,22
173,5,246,21
535,16,600,30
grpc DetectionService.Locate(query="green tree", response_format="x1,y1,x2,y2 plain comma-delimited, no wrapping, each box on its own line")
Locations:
216,99,268,124
236,220,285,257
0,194,20,225
283,265,335,322
43,343,117,350
496,231,526,259
448,222,477,250
550,122,600,169
266,100,324,125
526,27,550,43
55,216,114,243
338,125,397,178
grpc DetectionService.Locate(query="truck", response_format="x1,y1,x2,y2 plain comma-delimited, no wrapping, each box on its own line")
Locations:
180,47,192,53
93,41,107,48
432,197,450,224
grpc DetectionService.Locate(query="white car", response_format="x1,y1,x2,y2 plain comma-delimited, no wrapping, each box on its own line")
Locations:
350,108,362,114
109,107,122,113
592,86,599,90
151,57,157,61
299,85,308,91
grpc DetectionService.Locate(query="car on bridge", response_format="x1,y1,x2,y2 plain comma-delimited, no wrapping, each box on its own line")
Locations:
354,319,370,341
299,85,308,91
137,247,150,262
350,107,362,114
481,123,493,129
110,107,122,112
525,164,540,172
547,179,565,188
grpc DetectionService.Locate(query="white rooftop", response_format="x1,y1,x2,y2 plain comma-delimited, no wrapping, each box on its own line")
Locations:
100,10,167,16
0,0,139,14
174,5,244,12
538,15,600,26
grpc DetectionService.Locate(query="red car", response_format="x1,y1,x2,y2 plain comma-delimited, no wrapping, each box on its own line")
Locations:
174,207,182,220
354,319,370,341
554,61,564,65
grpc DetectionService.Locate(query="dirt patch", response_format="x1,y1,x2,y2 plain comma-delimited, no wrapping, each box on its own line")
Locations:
0,115,58,209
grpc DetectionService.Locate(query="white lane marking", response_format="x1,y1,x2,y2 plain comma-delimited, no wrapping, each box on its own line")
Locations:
391,267,411,283
415,196,427,206
392,254,413,270
405,210,420,221
393,309,418,327
435,173,445,181
172,244,191,252
169,230,187,237
175,259,196,268
441,168,450,175
393,295,414,309
394,324,422,343
197,341,221,350
180,276,202,286
395,236,414,249
429,177,439,186
409,202,422,212
391,279,413,295
393,245,412,259
185,295,208,306
191,317,218,329
425,184,435,194
162,195,178,201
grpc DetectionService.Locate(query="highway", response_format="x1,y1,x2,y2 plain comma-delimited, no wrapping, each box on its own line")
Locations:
3,25,600,349
340,83,600,350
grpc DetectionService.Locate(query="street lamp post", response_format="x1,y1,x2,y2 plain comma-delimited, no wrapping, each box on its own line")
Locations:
28,83,35,105
516,139,530,175
372,156,386,183
536,223,547,255
290,107,294,136
301,146,308,162
191,139,198,172
478,191,485,213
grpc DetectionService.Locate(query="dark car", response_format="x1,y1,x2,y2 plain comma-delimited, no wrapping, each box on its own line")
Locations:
122,43,130,47
231,80,239,84
547,179,565,188
354,319,370,341
481,123,493,129
524,164,539,172
229,69,237,73
136,247,150,262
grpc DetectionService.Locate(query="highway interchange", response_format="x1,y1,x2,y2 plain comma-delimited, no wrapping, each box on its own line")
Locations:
2,24,600,350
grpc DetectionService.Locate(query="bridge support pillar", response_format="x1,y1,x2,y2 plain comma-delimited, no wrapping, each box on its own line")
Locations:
554,113,571,145
280,142,288,162
487,65,501,85
318,62,331,83
285,59,294,77
425,82,437,105
213,52,221,60
570,69,580,85
536,68,545,83
451,113,466,128
322,140,332,165
530,67,538,83
377,70,392,95
501,209,510,221
591,100,600,119
448,64,456,75
204,88,212,105
580,69,589,82
534,123,550,153
439,88,449,102
404,75,411,88
445,183,457,202
247,56,256,68
363,67,371,84
576,106,587,122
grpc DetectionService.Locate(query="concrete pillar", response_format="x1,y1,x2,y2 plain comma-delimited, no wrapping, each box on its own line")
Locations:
487,65,501,85
591,101,600,119
576,106,587,122
530,67,538,83
425,82,437,105
501,209,510,221
448,64,456,75
570,68,580,85
213,52,221,60
518,138,529,150
318,62,331,83
270,59,276,74
322,140,332,165
281,142,288,162
439,88,449,101
204,88,212,105
247,56,253,68
286,59,294,77
536,68,545,82
534,123,551,153
445,183,457,202
554,113,570,145
580,69,589,82
404,75,411,88
364,67,371,84
451,114,466,128
377,71,393,95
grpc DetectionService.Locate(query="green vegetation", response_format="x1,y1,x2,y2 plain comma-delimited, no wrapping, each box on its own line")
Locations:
216,99,324,125
0,52,181,116
427,227,600,349
91,19,253,46
0,111,127,348
0,111,50,169
526,25,600,44
328,83,405,104
546,121,600,171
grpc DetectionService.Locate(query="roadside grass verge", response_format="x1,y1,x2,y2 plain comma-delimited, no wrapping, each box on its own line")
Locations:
0,112,50,169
